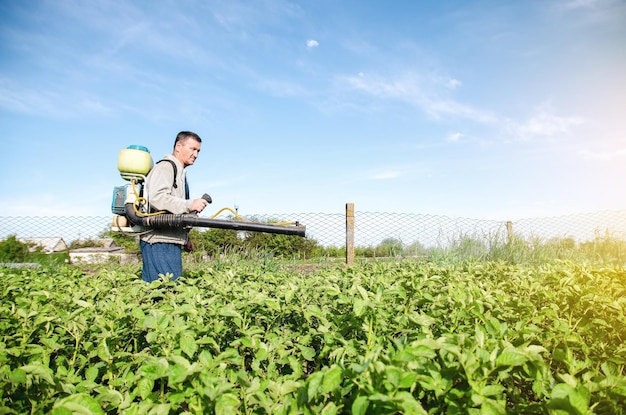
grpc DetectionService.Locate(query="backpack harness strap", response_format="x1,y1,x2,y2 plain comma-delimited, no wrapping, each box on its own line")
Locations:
156,159,189,199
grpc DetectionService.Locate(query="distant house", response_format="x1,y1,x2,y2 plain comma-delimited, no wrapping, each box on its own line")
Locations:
69,239,140,265
18,237,68,253
7,236,139,265
73,238,118,249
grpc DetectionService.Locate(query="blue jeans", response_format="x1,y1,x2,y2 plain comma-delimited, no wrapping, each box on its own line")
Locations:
140,241,182,282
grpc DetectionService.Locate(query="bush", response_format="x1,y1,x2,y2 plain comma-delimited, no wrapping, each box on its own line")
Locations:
0,235,31,263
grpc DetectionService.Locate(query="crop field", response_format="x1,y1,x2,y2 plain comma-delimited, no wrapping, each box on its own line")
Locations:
1,259,625,414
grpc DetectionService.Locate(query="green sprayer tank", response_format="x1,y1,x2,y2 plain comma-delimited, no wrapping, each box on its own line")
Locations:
117,145,154,181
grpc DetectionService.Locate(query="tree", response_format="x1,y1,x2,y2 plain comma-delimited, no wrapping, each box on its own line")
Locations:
405,240,428,257
0,235,31,263
376,238,404,257
192,228,243,257
449,236,488,260
244,232,318,259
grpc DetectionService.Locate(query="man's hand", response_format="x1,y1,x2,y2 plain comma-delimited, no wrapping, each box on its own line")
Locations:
184,240,195,252
191,197,209,213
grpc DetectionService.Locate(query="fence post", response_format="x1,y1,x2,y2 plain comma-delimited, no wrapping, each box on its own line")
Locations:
506,221,513,244
346,203,355,265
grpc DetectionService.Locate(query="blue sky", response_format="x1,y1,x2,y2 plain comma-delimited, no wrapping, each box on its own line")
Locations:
1,0,625,220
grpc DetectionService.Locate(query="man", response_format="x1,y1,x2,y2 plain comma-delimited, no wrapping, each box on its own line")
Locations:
140,131,209,282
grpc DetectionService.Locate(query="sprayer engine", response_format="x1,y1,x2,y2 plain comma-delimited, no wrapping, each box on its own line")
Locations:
110,145,306,237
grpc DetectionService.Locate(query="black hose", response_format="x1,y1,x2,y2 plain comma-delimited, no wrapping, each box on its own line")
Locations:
125,203,306,237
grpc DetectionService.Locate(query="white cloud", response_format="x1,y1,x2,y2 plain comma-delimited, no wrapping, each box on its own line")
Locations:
504,108,584,141
339,72,496,123
562,0,600,9
554,0,625,26
371,171,401,180
0,78,113,118
577,147,626,161
420,98,496,123
336,73,585,148
446,79,462,89
433,76,462,90
306,39,319,48
0,80,56,116
447,132,463,142
255,78,309,97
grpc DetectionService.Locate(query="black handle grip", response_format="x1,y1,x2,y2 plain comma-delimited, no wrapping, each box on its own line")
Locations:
202,193,212,204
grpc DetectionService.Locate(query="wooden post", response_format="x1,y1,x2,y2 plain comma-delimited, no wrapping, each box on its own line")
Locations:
346,203,355,265
506,221,513,244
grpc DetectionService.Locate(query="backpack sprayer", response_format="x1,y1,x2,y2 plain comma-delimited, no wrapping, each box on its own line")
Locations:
110,145,306,237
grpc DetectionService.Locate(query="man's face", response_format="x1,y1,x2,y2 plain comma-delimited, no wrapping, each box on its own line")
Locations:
175,138,201,167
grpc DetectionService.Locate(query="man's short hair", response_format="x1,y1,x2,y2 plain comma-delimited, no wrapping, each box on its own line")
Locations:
174,131,202,150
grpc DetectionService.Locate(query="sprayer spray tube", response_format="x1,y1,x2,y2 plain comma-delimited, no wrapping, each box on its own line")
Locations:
125,204,306,237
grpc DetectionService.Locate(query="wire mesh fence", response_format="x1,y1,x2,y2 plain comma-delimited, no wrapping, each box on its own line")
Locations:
2,209,626,250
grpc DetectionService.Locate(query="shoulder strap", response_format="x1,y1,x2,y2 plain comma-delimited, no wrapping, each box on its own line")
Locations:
157,159,178,189
156,159,189,199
